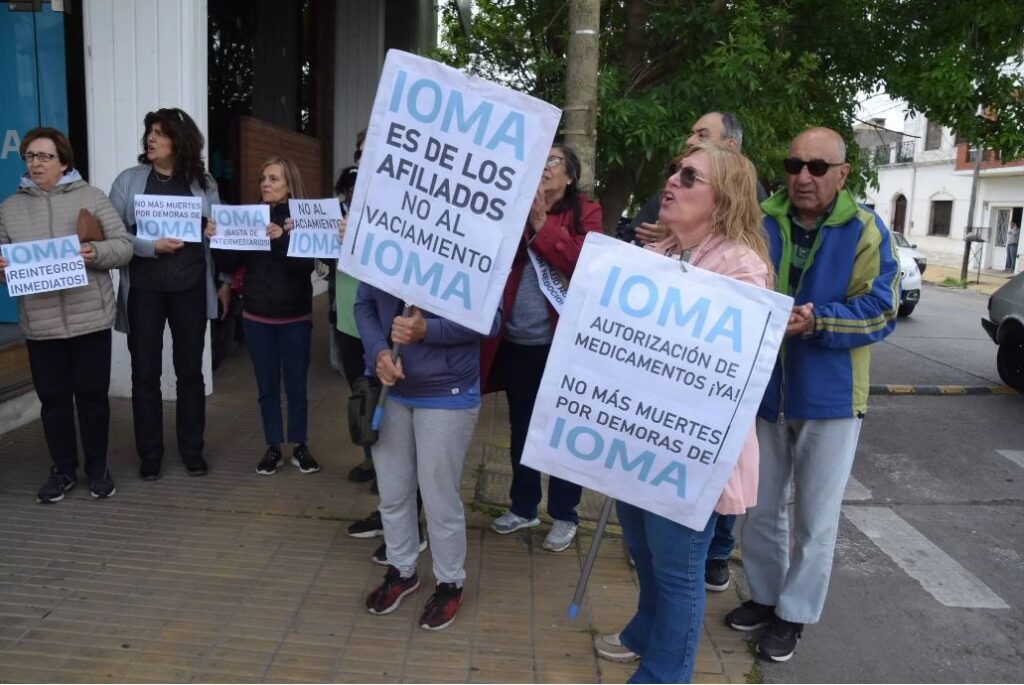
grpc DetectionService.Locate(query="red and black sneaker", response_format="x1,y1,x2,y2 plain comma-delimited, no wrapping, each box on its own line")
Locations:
419,582,464,630
366,566,419,615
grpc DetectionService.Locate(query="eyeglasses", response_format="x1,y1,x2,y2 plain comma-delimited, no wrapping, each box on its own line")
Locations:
545,156,565,169
22,152,58,163
674,165,710,188
783,157,845,177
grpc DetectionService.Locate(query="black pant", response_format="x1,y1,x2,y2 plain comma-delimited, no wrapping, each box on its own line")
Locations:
497,340,582,523
26,329,112,479
127,283,207,463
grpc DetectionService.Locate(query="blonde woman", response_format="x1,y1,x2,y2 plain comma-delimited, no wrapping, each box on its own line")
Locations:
594,141,772,683
207,158,320,475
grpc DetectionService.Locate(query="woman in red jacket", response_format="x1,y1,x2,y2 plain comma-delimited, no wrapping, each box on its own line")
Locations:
482,143,603,552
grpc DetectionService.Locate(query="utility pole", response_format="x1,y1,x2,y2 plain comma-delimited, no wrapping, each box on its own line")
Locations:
960,148,984,283
563,0,600,193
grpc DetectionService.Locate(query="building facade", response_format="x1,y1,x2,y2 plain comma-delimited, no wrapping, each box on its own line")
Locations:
860,113,1024,273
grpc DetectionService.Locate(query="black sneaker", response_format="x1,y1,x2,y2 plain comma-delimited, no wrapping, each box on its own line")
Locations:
705,558,730,592
291,444,320,474
348,510,383,539
757,616,803,662
90,470,116,499
139,459,161,481
256,446,283,475
37,467,76,503
183,456,209,477
372,528,429,566
725,600,776,631
348,461,376,483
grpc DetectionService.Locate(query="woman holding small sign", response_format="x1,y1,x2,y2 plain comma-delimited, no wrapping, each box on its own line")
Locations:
0,127,132,503
593,141,772,683
481,143,603,552
110,108,221,480
206,157,320,476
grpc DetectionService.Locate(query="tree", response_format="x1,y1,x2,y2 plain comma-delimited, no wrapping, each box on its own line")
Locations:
433,0,1024,232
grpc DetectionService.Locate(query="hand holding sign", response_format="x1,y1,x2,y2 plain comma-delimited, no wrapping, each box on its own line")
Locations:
390,306,427,344
375,349,405,386
154,238,184,255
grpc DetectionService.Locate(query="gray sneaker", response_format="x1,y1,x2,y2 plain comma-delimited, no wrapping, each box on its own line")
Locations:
491,510,541,535
594,632,639,663
542,519,578,552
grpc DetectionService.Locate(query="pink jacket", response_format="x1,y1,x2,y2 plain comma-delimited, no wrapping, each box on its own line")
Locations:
647,233,771,516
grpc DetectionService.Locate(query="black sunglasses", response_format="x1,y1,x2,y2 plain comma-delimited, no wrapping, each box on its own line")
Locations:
674,165,710,188
783,157,845,177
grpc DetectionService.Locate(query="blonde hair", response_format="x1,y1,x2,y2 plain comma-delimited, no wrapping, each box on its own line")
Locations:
683,140,773,284
258,157,306,200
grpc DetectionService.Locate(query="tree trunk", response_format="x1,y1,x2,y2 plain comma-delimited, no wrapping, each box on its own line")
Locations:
563,0,600,193
600,0,649,232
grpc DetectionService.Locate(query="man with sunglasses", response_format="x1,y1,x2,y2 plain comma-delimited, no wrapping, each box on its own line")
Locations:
726,127,900,663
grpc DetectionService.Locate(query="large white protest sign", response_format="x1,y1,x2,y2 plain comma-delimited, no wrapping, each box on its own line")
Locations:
523,234,793,530
286,199,343,259
2,235,87,296
209,204,271,251
133,195,203,243
339,50,562,334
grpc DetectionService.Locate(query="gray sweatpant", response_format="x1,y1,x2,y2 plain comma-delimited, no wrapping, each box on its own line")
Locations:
373,398,480,585
741,416,862,624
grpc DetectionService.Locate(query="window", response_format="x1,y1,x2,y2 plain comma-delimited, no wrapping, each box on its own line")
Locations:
925,121,943,151
929,200,953,236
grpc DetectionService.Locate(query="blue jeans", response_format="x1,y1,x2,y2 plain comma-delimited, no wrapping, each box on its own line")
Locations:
243,318,312,445
707,514,736,560
1007,242,1018,271
618,501,717,684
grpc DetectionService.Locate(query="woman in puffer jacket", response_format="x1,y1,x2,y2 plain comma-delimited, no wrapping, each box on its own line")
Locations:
0,127,132,503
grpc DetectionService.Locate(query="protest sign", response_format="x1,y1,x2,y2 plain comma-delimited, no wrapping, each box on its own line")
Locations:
339,49,562,335
133,194,203,243
209,204,271,251
522,233,793,530
286,199,343,259
1,235,87,296
527,248,568,314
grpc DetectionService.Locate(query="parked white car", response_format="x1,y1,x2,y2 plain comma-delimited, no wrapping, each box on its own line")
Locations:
892,232,928,275
897,247,921,317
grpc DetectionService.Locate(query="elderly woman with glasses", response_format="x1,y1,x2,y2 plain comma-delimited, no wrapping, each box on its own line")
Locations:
593,140,773,684
0,127,132,503
481,142,603,552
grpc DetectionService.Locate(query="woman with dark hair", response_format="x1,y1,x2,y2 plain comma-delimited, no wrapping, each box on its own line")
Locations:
0,127,132,502
207,157,319,475
110,108,221,480
481,143,603,552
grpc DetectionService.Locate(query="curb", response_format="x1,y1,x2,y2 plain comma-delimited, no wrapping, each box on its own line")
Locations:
869,384,1018,396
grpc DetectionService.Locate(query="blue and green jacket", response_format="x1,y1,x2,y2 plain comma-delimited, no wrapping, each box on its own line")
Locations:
759,189,900,421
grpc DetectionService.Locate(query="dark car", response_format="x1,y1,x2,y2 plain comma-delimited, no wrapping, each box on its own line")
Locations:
982,271,1024,390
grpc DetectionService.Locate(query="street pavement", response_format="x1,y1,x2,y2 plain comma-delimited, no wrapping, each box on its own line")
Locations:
753,283,1024,683
0,296,754,684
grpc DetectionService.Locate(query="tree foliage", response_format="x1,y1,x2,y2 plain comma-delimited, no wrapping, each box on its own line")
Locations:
432,0,1024,230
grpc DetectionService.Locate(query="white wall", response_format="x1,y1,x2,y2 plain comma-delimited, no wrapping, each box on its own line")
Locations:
83,0,211,398
333,1,385,177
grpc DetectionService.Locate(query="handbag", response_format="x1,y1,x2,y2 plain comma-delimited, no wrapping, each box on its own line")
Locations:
76,209,104,243
348,375,383,446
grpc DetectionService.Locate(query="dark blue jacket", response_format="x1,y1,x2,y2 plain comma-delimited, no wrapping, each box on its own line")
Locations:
354,283,500,397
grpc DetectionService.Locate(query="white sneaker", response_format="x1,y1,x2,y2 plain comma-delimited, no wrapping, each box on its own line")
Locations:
594,632,639,662
542,519,577,551
491,510,541,534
